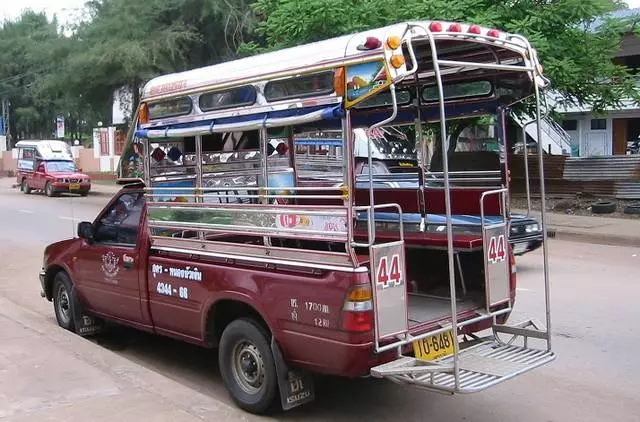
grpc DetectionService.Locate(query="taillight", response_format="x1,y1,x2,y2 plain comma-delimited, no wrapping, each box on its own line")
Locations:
341,284,374,332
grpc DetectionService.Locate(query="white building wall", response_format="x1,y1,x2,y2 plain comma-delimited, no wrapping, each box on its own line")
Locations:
561,114,613,157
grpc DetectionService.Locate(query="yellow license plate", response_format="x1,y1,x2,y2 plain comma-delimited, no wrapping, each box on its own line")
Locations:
412,330,455,361
69,183,80,190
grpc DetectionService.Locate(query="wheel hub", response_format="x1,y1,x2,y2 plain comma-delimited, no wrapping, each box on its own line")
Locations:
57,287,71,324
232,341,265,394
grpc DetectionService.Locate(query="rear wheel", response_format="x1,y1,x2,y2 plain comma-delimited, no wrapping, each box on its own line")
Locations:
45,181,55,197
21,178,31,194
218,318,279,414
53,272,75,332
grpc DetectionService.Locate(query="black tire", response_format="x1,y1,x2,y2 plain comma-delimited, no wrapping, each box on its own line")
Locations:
591,201,616,214
45,181,56,197
21,178,31,194
52,272,76,332
623,203,640,215
218,318,279,414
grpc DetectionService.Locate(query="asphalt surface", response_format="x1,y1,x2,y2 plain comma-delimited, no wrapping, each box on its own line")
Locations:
1,177,639,421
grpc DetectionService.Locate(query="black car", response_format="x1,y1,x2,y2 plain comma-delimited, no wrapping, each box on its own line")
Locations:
509,214,543,255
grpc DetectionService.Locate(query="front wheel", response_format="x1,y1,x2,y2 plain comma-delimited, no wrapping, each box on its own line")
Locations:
45,182,55,197
21,179,31,194
218,318,279,414
53,272,76,332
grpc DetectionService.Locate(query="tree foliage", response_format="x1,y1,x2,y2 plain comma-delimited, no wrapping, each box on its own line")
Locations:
244,0,640,112
1,0,639,146
0,0,255,146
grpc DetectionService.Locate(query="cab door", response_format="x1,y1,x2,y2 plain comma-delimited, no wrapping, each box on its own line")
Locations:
33,162,47,190
73,191,145,323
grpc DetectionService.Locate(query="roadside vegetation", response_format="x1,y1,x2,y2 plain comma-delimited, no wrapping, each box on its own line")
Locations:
1,0,639,144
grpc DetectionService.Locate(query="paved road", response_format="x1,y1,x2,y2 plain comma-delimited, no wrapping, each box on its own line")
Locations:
1,177,639,421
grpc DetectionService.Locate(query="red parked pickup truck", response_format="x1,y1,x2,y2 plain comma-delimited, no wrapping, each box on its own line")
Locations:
39,182,517,413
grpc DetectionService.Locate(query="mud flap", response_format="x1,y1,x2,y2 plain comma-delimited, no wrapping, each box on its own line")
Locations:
270,338,315,411
70,286,104,336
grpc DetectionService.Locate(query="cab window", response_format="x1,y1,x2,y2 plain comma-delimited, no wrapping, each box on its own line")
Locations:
93,192,145,245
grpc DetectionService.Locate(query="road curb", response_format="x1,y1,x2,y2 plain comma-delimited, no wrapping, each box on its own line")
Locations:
547,227,640,248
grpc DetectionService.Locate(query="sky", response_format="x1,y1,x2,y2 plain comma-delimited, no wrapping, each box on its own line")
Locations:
2,0,640,25
0,0,86,26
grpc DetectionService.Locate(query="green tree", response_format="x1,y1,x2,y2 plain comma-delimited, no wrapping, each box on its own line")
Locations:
244,0,639,113
67,0,257,122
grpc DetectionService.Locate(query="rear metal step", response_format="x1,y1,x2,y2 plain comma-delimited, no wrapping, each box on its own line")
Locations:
371,340,555,393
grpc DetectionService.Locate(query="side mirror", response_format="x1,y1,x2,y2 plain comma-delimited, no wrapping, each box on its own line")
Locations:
77,222,94,242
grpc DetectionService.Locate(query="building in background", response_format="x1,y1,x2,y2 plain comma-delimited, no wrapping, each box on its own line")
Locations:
556,8,640,157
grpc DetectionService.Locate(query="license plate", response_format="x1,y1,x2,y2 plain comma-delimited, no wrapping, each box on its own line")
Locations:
69,183,80,190
513,242,528,254
412,330,455,361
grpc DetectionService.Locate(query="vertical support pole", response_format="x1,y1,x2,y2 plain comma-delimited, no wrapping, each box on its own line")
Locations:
195,135,203,199
343,112,358,266
260,125,272,247
195,134,204,240
414,73,427,232
143,138,151,187
498,108,510,221
533,82,552,352
426,33,460,390
522,123,532,215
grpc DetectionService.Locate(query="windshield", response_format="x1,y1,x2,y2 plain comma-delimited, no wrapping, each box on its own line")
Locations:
46,161,77,173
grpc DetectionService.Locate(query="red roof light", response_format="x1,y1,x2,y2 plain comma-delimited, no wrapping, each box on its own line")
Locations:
487,29,501,38
363,36,382,49
448,23,462,32
468,25,482,34
429,22,443,32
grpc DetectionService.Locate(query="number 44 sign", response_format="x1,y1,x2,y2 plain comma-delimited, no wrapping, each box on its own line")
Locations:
376,254,403,289
487,234,506,264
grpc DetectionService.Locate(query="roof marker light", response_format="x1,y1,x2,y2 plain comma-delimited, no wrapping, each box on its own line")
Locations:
448,23,462,32
386,35,401,50
429,22,443,32
363,36,382,50
468,25,482,34
390,55,405,69
487,29,501,38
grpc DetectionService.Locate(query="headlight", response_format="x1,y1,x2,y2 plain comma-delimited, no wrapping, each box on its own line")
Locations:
525,223,540,233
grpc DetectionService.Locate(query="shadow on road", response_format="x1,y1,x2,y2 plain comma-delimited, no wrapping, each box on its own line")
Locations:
84,325,426,420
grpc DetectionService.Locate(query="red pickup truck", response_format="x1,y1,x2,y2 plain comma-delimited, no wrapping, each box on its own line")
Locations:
40,182,520,414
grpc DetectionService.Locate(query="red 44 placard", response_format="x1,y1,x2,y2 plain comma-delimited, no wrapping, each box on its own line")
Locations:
487,234,506,264
376,254,403,289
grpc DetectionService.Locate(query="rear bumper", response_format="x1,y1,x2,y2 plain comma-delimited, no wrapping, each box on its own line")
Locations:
279,316,499,378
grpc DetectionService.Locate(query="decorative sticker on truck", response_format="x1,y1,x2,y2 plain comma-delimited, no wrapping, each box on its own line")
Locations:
101,252,120,279
275,214,347,233
151,263,203,282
